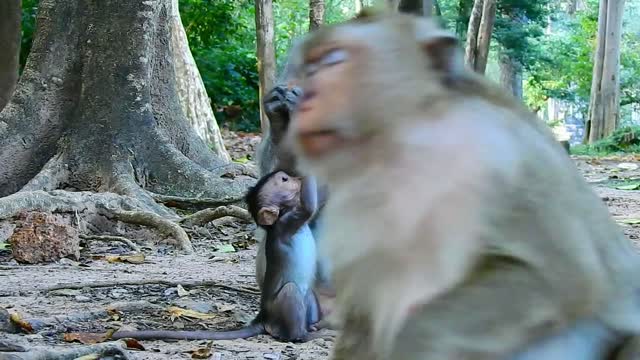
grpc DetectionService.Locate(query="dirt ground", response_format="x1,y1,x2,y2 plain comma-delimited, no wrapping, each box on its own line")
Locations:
2,133,640,360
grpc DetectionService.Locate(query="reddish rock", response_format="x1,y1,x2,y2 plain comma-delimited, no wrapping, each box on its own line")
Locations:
9,212,79,264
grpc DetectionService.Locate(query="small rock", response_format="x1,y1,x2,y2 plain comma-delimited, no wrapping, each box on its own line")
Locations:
173,300,214,314
75,295,91,302
618,162,639,171
58,258,79,266
51,77,63,85
163,287,178,297
110,288,128,299
49,289,82,297
9,212,79,264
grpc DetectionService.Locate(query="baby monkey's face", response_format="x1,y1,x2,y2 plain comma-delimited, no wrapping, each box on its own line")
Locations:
256,171,301,226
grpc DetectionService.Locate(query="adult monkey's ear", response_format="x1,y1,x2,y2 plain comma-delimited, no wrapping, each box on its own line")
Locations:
414,17,464,80
257,207,280,226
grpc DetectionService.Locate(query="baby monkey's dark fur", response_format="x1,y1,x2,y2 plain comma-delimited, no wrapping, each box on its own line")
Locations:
112,170,324,342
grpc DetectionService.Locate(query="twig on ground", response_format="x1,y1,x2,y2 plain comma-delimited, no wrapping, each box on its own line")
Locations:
148,192,244,211
103,209,193,254
0,341,130,360
79,234,141,252
22,301,164,332
180,205,252,227
45,279,260,295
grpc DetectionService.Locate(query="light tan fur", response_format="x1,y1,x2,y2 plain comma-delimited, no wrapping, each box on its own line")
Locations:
286,9,640,360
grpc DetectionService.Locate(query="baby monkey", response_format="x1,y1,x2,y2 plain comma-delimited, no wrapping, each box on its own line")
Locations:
112,170,325,342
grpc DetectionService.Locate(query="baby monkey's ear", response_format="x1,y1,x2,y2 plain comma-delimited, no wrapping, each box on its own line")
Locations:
258,207,280,226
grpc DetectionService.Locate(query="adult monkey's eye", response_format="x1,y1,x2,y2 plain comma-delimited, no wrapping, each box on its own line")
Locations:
282,176,288,182
320,48,348,67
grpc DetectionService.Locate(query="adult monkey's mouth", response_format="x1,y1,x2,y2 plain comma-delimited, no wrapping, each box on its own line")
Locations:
297,129,346,158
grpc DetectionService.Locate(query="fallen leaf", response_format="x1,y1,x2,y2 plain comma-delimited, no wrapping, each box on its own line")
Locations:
618,162,639,171
123,338,146,350
105,254,145,264
0,242,10,250
9,312,33,333
190,341,213,359
168,306,217,321
177,284,190,297
618,218,640,225
615,183,640,190
74,355,100,360
215,244,236,253
216,304,236,313
233,156,250,164
49,289,82,297
64,330,114,344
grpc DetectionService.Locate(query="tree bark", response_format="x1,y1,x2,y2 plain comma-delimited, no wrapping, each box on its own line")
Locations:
500,53,523,99
309,0,325,31
0,0,21,111
587,0,625,143
0,0,253,204
423,0,433,16
434,0,442,16
397,0,423,15
169,0,230,161
474,0,495,74
255,0,277,135
464,0,483,70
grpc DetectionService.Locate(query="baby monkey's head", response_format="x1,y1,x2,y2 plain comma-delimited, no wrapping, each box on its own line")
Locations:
245,170,301,227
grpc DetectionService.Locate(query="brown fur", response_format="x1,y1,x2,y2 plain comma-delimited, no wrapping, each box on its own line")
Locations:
285,10,640,360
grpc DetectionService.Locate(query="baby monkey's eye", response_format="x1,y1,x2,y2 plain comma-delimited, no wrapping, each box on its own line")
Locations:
281,176,288,182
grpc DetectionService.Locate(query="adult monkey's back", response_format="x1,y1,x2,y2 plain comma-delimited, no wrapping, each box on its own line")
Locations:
254,50,334,305
286,9,640,360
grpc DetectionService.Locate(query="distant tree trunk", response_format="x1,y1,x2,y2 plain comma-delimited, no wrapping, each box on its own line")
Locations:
434,0,442,16
0,0,21,111
566,0,578,15
500,53,523,99
309,0,325,31
456,0,472,38
475,0,495,73
0,0,253,206
464,0,483,70
355,0,363,13
423,0,433,16
255,0,277,135
587,0,625,143
398,0,423,15
169,0,230,161
387,0,400,11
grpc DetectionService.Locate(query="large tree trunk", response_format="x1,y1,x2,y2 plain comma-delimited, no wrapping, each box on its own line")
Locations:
499,53,523,99
464,0,483,70
474,0,495,73
255,0,276,135
423,0,433,16
464,0,495,74
0,0,254,223
587,0,625,143
309,0,325,31
0,0,21,111
397,0,423,15
169,0,230,161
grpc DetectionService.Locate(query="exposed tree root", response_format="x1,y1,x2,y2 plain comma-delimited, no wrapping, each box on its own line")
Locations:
180,205,252,227
0,190,153,220
148,191,243,211
22,301,164,332
79,235,140,252
45,279,260,296
0,341,130,360
103,209,193,253
18,154,69,193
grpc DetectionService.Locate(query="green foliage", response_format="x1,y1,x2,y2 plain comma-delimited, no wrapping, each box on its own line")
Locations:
19,0,38,73
180,0,260,132
573,126,640,155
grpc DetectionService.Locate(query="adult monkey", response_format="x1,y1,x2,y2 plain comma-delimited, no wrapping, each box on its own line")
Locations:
254,45,334,310
286,9,640,360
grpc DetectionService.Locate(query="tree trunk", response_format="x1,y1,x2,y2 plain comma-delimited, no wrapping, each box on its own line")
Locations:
397,0,423,15
474,0,495,74
500,53,523,99
169,0,230,161
0,0,21,111
464,0,483,70
255,0,276,135
587,0,625,143
309,0,325,31
434,0,442,16
355,0,362,14
423,0,433,16
0,0,253,206
566,0,578,15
